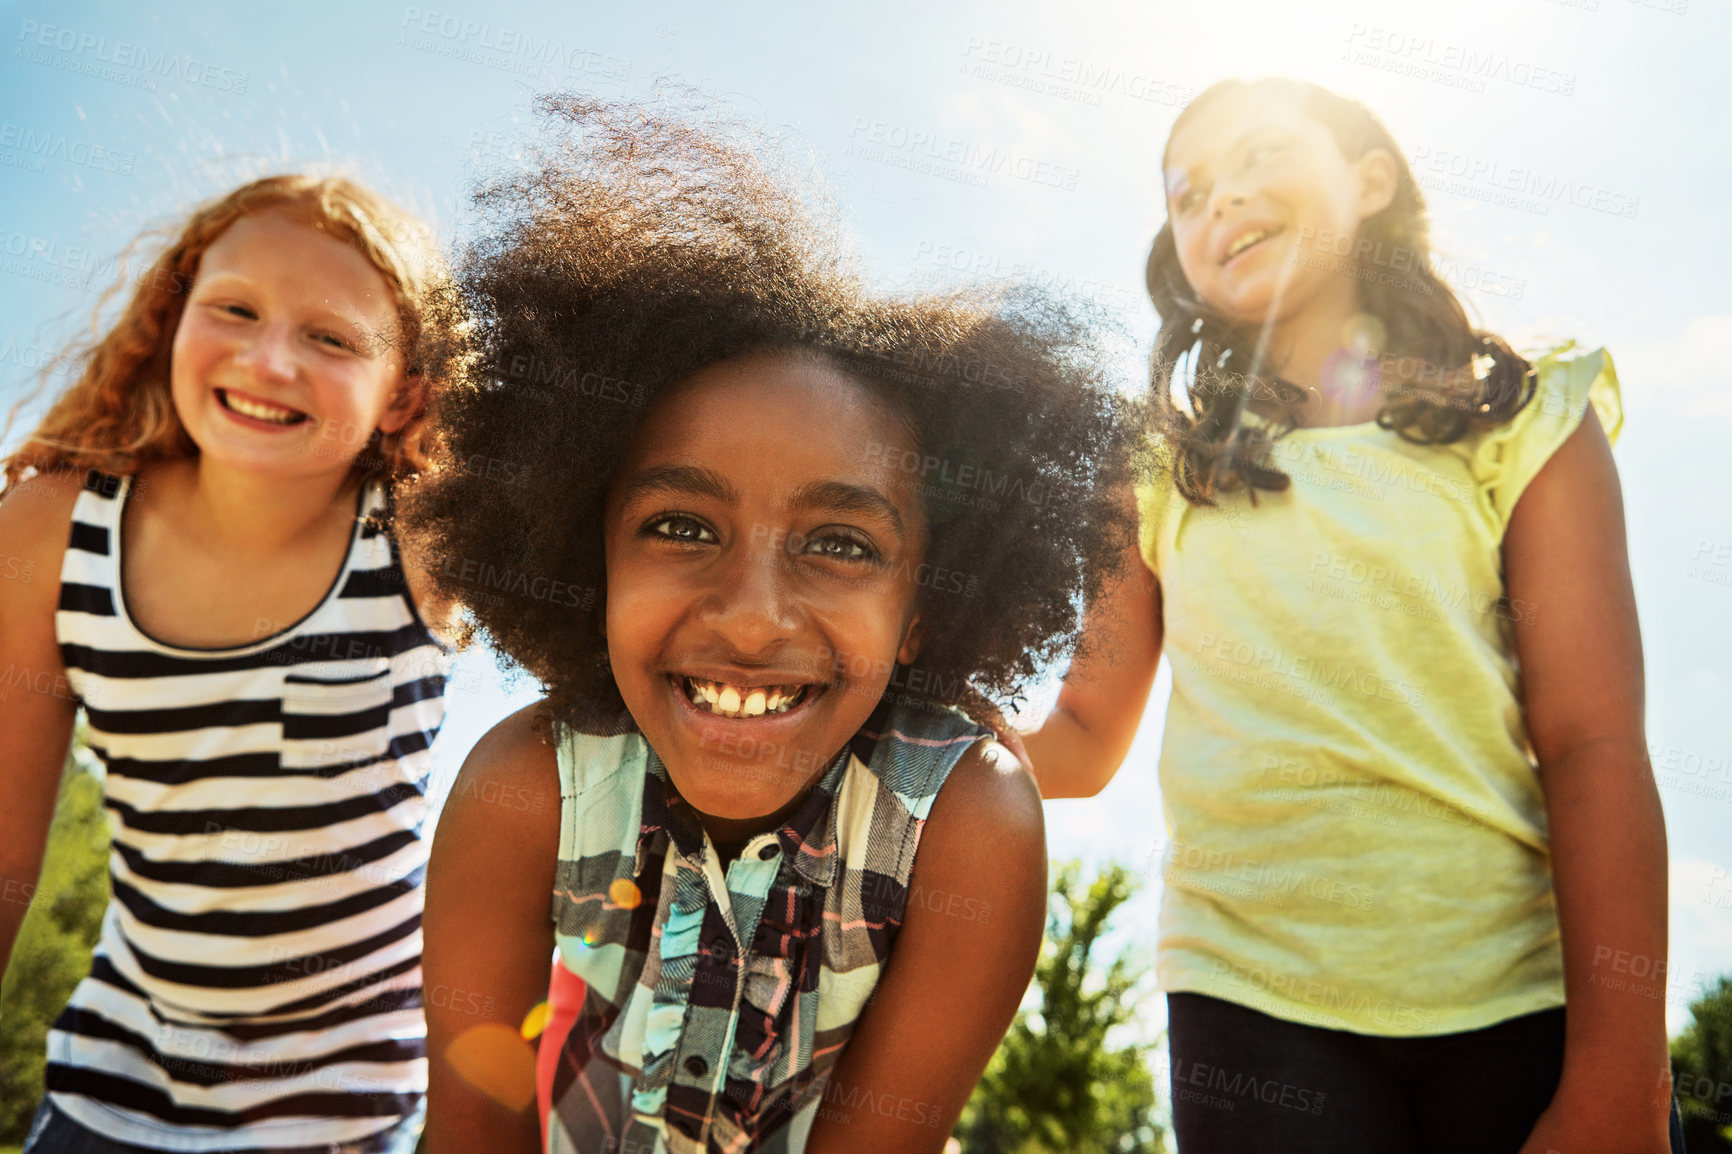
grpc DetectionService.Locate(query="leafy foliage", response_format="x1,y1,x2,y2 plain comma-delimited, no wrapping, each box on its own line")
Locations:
1673,974,1732,1153
0,730,109,1142
957,860,1166,1154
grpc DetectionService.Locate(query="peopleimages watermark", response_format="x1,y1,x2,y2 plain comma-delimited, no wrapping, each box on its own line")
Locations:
1208,956,1442,1031
860,439,1072,514
846,117,1080,191
1288,224,1527,301
1341,24,1577,97
1189,630,1428,709
0,122,135,176
1168,1056,1328,1116
1145,835,1378,912
1688,537,1732,591
397,7,629,85
907,240,1136,312
957,38,1193,110
0,228,192,298
15,19,249,93
1408,146,1640,220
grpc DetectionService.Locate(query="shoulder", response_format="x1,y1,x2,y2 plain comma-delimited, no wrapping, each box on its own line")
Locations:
456,701,562,791
922,736,1044,863
0,468,90,625
901,736,1047,955
440,702,564,841
1472,343,1621,532
0,467,88,555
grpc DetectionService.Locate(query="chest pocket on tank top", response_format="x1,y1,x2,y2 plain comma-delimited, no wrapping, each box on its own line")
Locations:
281,656,394,773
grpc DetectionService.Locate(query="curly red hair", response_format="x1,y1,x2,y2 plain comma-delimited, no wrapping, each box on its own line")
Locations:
2,174,462,489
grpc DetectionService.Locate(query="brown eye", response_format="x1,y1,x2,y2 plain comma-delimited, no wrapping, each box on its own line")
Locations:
646,515,716,545
799,530,879,565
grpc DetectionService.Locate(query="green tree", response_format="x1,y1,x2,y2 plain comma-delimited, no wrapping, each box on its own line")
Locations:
1673,973,1732,1153
957,860,1167,1154
0,726,110,1142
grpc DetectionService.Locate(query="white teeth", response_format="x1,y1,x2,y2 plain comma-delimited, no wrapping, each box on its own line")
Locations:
223,391,303,424
1227,228,1271,259
682,677,808,719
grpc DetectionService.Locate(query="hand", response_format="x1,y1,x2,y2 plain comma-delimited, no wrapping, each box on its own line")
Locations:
1516,1083,1671,1154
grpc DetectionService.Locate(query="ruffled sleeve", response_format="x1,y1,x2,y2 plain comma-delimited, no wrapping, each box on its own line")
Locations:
1134,434,1180,578
1470,342,1622,537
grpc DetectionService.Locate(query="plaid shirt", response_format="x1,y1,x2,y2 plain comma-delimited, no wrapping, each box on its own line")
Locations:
544,697,988,1154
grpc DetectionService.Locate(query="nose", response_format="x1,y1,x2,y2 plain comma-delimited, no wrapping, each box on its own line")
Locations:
698,534,799,658
1209,183,1248,220
234,322,298,385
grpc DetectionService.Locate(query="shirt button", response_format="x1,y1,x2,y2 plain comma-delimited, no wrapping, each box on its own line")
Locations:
758,843,780,861
685,1054,709,1078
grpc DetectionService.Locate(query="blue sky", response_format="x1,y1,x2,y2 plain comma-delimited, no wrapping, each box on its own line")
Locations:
2,0,1727,1040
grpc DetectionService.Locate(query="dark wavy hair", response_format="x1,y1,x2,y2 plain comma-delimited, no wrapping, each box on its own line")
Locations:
1146,77,1534,504
401,94,1138,732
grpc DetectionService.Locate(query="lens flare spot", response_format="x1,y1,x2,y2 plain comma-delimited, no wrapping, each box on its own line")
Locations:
520,1000,552,1041
609,878,642,909
445,1022,536,1112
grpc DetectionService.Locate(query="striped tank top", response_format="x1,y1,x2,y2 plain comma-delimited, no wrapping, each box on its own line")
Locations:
45,469,450,1150
543,696,988,1153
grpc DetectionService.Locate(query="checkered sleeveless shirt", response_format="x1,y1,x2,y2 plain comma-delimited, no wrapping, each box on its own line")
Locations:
543,697,989,1153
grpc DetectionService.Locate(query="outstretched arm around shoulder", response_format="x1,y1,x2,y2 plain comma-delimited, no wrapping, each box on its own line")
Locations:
422,701,563,1154
805,738,1047,1154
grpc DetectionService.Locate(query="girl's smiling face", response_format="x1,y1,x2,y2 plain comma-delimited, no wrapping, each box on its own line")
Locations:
603,352,928,825
1163,86,1395,327
170,209,417,479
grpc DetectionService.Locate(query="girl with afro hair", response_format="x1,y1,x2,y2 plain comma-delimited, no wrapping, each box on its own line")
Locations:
407,95,1139,1154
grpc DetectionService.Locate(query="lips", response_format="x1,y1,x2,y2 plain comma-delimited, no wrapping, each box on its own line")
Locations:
1219,224,1283,266
216,388,309,426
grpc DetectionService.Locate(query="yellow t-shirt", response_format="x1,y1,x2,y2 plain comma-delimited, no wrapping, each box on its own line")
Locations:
1137,343,1621,1036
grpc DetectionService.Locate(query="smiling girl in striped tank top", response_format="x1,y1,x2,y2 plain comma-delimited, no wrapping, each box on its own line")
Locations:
0,175,465,1153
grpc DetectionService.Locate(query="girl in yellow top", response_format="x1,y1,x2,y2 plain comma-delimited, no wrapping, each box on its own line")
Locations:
1023,78,1681,1153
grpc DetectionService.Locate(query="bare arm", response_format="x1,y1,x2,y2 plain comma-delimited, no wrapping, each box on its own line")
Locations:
422,702,562,1154
1021,530,1164,799
1505,412,1671,1154
806,740,1047,1153
0,472,84,980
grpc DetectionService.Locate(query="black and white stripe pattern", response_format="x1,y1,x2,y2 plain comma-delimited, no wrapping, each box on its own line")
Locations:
45,470,448,1150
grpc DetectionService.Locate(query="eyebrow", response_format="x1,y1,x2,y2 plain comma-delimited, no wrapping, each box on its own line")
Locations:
790,480,905,540
617,464,740,507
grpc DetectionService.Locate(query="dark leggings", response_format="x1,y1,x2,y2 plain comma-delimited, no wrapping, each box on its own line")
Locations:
1167,992,1687,1154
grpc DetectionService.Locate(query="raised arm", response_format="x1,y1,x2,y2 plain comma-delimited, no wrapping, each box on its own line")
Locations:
0,471,84,980
805,739,1047,1154
1021,530,1164,799
422,702,562,1154
1503,411,1672,1154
